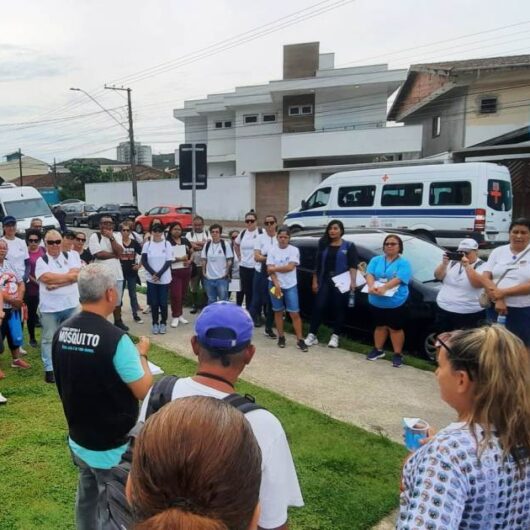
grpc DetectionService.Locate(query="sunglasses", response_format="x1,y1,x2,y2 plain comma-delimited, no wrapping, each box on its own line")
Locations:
46,240,62,245
264,221,276,226
384,242,398,246
28,238,40,243
75,237,86,242
245,219,256,224
434,332,476,381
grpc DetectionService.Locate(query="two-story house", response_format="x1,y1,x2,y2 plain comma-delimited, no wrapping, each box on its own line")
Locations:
174,42,422,221
388,55,530,216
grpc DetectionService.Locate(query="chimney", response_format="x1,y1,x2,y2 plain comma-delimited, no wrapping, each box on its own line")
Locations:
283,42,320,80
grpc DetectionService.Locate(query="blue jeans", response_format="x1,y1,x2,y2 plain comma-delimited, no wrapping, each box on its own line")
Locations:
204,278,229,304
146,282,169,325
268,281,300,313
121,274,140,315
41,306,77,372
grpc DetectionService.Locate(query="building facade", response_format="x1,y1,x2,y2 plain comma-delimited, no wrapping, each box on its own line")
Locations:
173,42,422,221
117,142,153,167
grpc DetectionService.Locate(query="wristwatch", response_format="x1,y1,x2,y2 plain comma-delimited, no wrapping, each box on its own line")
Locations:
109,237,115,242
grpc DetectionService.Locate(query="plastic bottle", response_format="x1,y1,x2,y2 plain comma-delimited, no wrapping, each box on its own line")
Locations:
497,315,507,326
348,291,356,308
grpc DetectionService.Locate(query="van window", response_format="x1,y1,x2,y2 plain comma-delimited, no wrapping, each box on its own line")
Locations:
338,186,375,207
304,187,331,210
429,181,471,206
487,179,512,212
4,198,51,219
381,184,423,207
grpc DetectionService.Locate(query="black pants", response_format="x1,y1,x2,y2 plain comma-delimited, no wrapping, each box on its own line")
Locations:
309,277,349,336
24,293,39,341
238,266,255,309
435,306,487,334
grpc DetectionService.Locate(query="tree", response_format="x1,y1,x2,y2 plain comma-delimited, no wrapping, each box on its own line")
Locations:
59,162,106,200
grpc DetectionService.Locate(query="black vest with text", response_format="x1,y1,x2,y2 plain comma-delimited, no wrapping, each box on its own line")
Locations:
52,311,138,451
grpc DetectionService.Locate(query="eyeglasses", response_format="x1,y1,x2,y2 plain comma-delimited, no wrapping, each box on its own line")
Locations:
384,242,398,246
75,237,86,242
245,219,256,224
28,238,40,243
45,240,62,245
264,221,276,226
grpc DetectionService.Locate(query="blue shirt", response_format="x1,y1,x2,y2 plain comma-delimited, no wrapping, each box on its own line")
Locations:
366,255,411,308
68,335,144,469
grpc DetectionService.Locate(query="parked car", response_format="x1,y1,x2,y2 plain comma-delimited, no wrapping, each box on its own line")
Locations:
134,205,193,234
63,202,97,227
87,203,141,229
291,230,444,359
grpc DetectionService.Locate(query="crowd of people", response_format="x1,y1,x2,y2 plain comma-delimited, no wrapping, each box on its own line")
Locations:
1,210,530,529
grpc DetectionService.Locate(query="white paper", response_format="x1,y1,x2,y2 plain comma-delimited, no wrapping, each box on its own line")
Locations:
361,280,398,297
228,279,241,292
171,245,187,270
148,361,164,375
331,270,366,293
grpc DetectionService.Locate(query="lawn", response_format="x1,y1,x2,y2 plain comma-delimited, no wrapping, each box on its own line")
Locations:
0,334,407,530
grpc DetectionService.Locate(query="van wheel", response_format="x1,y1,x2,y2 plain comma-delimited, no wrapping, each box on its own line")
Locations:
414,230,436,244
290,225,302,234
135,223,143,235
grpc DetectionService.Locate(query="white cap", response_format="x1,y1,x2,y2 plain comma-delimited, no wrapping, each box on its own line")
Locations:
457,238,479,251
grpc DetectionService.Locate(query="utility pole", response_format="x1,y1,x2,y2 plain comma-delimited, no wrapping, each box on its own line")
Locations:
53,158,57,188
18,148,23,186
105,85,138,206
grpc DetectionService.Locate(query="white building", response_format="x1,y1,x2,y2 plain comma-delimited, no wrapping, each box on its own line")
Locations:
117,142,153,166
173,42,422,220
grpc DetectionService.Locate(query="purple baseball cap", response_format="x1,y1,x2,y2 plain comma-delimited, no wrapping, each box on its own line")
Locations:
195,302,253,354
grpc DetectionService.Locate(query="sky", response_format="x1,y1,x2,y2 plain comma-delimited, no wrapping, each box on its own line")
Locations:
1,0,530,166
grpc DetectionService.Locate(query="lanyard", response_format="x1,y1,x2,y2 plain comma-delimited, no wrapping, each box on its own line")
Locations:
384,256,398,276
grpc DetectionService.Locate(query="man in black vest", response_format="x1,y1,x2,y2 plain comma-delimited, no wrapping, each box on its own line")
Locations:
53,263,153,530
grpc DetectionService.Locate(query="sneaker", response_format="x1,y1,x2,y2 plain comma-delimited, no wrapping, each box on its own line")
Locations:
11,358,31,369
328,334,339,348
133,315,143,324
44,371,55,384
159,324,167,334
178,316,189,324
392,354,404,368
142,306,151,314
29,339,38,348
264,328,277,339
151,324,160,335
115,320,129,332
304,333,319,347
297,339,308,352
19,347,28,355
366,349,385,361
0,392,7,404
253,316,264,328
278,336,286,348
190,306,198,314
170,318,180,328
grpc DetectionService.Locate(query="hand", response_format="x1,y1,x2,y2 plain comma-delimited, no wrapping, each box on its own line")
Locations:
311,281,318,294
461,255,470,267
132,264,140,271
184,259,192,267
101,228,113,239
273,285,282,298
137,336,150,356
442,254,450,266
495,298,508,315
488,287,505,301
152,274,160,282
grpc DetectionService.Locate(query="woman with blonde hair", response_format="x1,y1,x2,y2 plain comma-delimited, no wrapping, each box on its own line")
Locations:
398,325,530,529
127,396,262,530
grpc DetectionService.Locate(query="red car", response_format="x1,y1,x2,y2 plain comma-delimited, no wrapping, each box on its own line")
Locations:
134,205,193,234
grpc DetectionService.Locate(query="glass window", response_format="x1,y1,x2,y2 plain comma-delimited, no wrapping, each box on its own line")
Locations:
432,116,441,137
147,207,160,215
381,184,423,207
224,121,232,128
487,179,512,212
288,106,300,116
263,114,276,122
176,207,192,214
304,187,331,210
244,115,258,124
400,237,445,283
338,185,375,207
480,97,497,114
215,121,223,129
4,198,52,219
301,105,313,115
159,207,170,214
429,181,471,206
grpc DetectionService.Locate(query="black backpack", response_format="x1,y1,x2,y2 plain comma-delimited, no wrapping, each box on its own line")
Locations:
41,251,69,264
204,238,229,256
104,375,263,530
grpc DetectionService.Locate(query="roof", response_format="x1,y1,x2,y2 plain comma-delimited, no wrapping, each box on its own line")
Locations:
113,165,172,181
388,54,530,121
59,157,126,166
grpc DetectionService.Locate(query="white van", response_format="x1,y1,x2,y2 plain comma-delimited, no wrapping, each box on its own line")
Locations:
0,184,60,234
284,162,512,248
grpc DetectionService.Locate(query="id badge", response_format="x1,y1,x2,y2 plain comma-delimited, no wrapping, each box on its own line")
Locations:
379,277,388,283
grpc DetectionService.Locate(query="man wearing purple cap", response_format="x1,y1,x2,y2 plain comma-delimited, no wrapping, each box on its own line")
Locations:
138,301,304,530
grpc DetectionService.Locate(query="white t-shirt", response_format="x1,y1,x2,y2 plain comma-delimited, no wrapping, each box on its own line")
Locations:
201,240,233,280
35,251,81,313
436,259,486,314
235,229,261,269
2,236,29,279
138,378,304,529
483,244,530,307
88,232,123,281
188,230,210,266
142,239,173,285
266,245,300,289
254,232,278,273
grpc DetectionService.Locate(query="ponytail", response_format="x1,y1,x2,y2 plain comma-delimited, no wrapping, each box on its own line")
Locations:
135,508,228,530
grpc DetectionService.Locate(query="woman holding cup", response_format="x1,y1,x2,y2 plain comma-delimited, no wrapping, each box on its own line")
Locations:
398,325,530,529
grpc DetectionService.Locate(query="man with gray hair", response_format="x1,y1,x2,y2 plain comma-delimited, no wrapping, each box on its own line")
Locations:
52,263,153,530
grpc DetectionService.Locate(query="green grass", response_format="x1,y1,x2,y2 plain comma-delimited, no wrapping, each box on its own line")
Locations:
0,333,407,530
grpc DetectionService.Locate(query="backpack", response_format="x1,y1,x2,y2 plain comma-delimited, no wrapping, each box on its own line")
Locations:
205,239,229,256
104,375,263,530
239,228,262,241
41,251,69,264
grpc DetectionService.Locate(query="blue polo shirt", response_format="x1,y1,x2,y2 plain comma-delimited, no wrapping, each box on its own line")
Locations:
366,255,412,309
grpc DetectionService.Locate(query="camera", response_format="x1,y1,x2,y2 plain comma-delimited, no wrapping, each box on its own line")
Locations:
445,251,464,261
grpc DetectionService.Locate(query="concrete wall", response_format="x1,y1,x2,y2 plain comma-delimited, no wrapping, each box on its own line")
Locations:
288,170,323,211
85,175,253,221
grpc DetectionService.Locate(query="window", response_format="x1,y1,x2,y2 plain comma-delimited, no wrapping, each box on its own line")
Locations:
479,97,497,114
215,121,232,129
224,121,232,128
381,183,423,207
3,198,52,219
147,207,160,216
429,181,471,206
288,106,300,116
432,116,441,138
215,121,223,129
176,207,192,214
338,185,376,207
303,187,331,210
244,114,258,124
288,105,313,117
487,179,512,212
301,105,313,115
159,207,170,214
262,114,276,123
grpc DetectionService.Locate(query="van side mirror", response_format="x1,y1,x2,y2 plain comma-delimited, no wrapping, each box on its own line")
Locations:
300,200,307,210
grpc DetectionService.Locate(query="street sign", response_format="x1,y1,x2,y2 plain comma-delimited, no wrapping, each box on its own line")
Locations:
179,143,207,190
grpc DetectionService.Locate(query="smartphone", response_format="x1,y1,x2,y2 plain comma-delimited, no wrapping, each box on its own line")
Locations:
445,251,464,261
